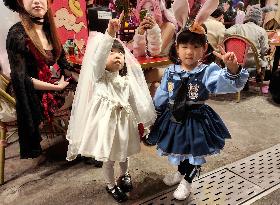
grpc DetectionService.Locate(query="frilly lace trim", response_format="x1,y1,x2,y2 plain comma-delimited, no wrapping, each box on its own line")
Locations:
100,70,128,89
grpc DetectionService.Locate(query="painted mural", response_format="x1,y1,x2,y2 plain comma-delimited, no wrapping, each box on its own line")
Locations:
52,0,88,48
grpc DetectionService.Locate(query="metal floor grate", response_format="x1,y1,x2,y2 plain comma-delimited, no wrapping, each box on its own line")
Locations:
228,145,280,189
136,144,280,205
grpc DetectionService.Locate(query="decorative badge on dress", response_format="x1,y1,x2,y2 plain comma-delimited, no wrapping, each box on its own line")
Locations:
168,81,174,92
188,83,199,100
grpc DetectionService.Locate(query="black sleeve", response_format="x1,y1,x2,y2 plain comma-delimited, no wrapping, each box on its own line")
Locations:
6,24,43,158
6,25,39,126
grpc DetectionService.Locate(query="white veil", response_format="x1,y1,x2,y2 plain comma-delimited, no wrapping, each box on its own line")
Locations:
0,2,19,76
66,32,156,159
123,40,157,127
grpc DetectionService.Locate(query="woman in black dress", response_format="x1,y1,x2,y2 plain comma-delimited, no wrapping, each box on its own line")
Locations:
4,0,75,159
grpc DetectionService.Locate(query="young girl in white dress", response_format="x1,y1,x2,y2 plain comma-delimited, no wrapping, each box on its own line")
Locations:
66,14,156,203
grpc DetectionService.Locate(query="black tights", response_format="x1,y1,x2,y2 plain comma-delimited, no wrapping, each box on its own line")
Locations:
178,159,201,183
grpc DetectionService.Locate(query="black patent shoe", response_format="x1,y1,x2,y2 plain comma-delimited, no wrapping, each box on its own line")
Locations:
117,173,133,193
93,160,103,168
83,157,103,168
106,185,128,203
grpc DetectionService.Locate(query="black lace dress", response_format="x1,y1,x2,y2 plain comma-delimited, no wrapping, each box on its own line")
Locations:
6,22,76,159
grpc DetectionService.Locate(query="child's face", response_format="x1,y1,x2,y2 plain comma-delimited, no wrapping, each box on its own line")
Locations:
105,48,125,73
177,43,207,70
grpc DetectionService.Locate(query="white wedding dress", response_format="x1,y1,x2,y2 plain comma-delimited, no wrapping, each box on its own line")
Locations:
67,32,156,162
73,71,140,162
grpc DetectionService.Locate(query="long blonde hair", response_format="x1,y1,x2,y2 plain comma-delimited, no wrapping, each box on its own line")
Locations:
19,0,61,61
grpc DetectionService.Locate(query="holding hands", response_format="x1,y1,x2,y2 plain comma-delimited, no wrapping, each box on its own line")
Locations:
107,11,124,38
213,45,240,74
138,15,157,35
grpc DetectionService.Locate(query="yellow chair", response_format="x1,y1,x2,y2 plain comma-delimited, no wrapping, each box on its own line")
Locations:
223,34,263,102
0,73,16,185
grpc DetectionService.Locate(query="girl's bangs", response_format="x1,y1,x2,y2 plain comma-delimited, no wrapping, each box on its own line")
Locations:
176,30,207,47
112,40,125,54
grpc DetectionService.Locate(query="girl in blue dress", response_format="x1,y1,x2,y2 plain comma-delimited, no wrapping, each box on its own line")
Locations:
146,24,249,200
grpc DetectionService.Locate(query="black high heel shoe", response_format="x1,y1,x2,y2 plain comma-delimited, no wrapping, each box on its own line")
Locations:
117,172,133,193
106,185,128,203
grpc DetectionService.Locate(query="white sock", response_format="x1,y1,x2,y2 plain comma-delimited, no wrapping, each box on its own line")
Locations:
103,160,115,189
119,158,128,176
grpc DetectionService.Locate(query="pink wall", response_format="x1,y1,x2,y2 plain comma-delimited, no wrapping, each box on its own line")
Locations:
51,0,88,45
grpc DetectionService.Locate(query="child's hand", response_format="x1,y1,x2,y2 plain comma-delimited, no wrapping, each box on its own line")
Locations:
213,45,240,74
107,11,124,38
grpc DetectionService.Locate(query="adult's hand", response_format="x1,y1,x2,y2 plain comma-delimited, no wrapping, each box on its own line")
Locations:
144,15,156,30
138,15,157,35
56,76,69,90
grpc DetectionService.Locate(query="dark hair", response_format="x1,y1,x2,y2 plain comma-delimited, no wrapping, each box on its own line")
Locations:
236,1,244,10
169,28,215,65
112,40,127,77
203,43,216,64
19,8,62,62
166,0,173,9
211,6,224,18
177,28,207,46
226,0,233,7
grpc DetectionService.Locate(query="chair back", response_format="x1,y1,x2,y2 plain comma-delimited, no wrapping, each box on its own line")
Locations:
223,34,262,72
0,73,10,90
0,73,16,123
223,35,249,66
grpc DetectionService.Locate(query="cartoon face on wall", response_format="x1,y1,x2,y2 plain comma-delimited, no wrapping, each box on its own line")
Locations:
52,0,88,46
69,0,83,17
54,8,86,33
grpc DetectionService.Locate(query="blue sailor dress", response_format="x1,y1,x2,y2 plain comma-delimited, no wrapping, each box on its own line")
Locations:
147,63,249,166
